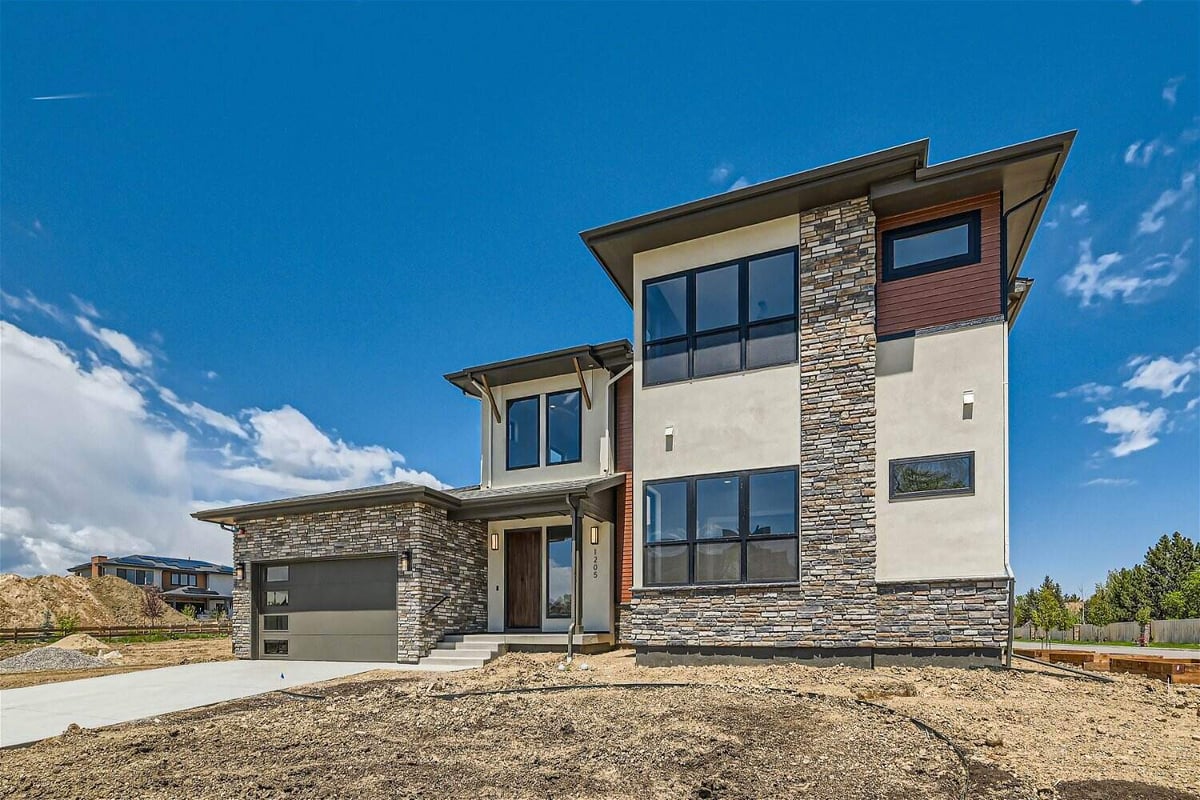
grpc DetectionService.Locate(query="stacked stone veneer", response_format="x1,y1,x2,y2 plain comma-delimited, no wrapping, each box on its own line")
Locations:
877,580,1010,649
232,502,486,663
627,196,881,650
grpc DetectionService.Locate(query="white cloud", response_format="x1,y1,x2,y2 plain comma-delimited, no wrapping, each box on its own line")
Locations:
1123,350,1200,397
0,289,64,322
76,316,153,369
70,295,100,318
1085,404,1168,457
1163,75,1185,106
204,370,219,380
1070,202,1089,219
1059,238,1190,306
1055,382,1114,402
1123,139,1174,167
0,317,445,576
1083,477,1136,487
728,176,751,191
1137,169,1197,235
708,163,733,184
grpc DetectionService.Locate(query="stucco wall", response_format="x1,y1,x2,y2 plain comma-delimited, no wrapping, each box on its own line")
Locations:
874,320,1009,582
631,215,802,588
481,369,612,489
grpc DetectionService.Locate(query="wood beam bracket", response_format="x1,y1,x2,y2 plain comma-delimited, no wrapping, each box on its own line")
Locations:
477,373,502,425
572,357,593,410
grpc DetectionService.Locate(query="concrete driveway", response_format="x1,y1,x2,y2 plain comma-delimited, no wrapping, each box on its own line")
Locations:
0,659,436,748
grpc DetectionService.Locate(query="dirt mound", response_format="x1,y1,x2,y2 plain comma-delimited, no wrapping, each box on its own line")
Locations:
0,574,190,628
47,634,113,654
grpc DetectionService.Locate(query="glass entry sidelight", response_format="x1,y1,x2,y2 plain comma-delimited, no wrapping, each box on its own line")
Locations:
505,529,541,629
546,525,573,619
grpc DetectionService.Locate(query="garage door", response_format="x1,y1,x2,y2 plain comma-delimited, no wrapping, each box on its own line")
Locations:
256,556,397,662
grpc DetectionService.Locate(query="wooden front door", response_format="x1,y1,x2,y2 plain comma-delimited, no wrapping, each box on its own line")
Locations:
505,529,540,629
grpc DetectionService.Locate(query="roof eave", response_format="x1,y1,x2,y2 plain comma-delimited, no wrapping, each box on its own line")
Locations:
191,485,462,525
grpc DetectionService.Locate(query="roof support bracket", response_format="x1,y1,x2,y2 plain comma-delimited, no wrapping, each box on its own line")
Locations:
572,357,593,410
478,374,502,425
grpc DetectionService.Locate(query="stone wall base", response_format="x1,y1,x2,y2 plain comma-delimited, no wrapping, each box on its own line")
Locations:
635,644,1001,669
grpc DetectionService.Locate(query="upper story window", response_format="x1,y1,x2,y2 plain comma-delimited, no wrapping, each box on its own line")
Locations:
882,210,981,281
545,389,581,465
115,567,152,585
170,572,198,587
644,467,798,586
888,452,975,500
506,395,540,470
643,249,798,386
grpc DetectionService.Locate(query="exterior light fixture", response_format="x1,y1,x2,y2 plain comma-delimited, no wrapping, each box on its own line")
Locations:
489,532,500,551
963,390,975,407
664,425,674,452
234,562,245,582
400,549,413,572
589,526,600,546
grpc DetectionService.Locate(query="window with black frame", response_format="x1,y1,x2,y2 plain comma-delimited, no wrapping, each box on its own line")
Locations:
546,525,572,618
888,452,974,499
506,395,539,470
644,467,798,585
882,211,981,281
545,389,581,465
643,249,798,386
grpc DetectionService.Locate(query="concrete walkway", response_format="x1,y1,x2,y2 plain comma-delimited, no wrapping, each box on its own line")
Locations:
1023,642,1200,659
1,659,452,748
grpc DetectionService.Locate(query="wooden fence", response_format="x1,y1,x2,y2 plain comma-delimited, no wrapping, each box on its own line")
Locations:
1015,618,1200,645
6,622,232,642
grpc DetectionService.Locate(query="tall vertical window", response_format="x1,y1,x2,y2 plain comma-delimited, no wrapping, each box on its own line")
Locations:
506,395,540,470
644,468,798,586
545,389,582,465
546,525,572,618
642,248,798,385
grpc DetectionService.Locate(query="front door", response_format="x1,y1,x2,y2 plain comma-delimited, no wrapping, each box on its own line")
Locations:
505,529,540,629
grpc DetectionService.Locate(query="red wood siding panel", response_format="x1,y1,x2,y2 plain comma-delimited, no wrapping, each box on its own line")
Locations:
614,373,634,604
876,192,1002,337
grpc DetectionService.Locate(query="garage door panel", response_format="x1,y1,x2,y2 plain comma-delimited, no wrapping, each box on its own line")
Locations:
274,610,397,636
259,635,397,662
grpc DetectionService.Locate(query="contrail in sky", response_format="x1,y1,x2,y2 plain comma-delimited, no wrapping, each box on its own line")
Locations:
31,93,98,101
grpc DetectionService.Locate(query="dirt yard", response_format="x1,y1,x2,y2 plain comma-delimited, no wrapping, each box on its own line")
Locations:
1,650,1197,799
0,574,193,629
0,636,232,689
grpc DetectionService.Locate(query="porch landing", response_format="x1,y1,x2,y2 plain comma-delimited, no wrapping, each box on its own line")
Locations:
419,632,616,669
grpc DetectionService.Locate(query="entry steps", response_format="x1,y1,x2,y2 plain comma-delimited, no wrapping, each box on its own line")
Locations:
417,634,506,670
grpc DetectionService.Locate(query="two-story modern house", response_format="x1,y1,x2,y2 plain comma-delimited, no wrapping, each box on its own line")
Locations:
67,554,235,616
194,131,1073,667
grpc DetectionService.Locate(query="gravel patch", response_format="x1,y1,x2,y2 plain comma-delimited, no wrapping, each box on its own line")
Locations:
0,646,108,673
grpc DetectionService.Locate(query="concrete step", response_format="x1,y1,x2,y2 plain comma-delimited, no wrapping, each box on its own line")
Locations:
417,655,489,670
432,646,499,659
442,633,507,644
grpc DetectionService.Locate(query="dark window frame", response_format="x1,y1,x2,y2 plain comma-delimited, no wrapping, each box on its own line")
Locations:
265,565,289,582
545,525,573,619
642,247,799,387
881,210,981,282
263,614,288,631
643,466,799,587
544,388,583,467
264,589,290,608
170,572,198,587
263,640,288,655
888,451,976,500
505,394,541,471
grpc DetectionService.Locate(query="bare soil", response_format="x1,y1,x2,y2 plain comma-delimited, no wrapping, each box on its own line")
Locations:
0,636,232,689
0,650,1197,799
0,574,191,628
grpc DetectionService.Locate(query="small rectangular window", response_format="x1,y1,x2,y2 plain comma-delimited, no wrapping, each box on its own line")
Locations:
264,640,288,655
546,389,581,465
265,565,289,582
546,526,572,619
506,396,540,470
888,452,975,499
644,275,688,341
882,211,981,281
265,590,289,607
263,615,288,631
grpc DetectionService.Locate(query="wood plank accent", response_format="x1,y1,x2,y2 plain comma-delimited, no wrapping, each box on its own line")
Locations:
504,529,541,629
876,192,1002,337
572,357,593,409
613,374,634,605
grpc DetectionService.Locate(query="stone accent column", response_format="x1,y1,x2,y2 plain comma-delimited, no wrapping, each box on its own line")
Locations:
797,196,878,647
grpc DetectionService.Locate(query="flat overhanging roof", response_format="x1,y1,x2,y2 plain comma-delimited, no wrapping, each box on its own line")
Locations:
444,339,632,397
581,132,1075,304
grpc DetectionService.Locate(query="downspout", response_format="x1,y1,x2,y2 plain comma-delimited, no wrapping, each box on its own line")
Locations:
566,494,583,663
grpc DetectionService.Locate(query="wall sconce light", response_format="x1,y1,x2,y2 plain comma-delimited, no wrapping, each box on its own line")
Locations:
489,532,500,551
234,562,245,582
400,549,413,572
664,425,674,452
962,390,975,420
589,526,600,546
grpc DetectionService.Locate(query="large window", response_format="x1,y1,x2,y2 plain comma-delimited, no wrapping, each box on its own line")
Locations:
115,568,151,585
545,389,581,465
882,211,981,281
644,467,798,586
546,525,572,618
888,452,975,500
643,249,798,386
506,395,540,470
170,573,198,587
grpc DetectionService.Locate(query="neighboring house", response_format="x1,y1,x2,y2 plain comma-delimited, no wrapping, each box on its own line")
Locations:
194,131,1074,667
67,555,234,616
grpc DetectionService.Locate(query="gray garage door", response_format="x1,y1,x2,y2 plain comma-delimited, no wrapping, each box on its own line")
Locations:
256,556,397,662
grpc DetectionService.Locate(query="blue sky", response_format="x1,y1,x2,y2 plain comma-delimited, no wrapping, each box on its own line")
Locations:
1,2,1196,593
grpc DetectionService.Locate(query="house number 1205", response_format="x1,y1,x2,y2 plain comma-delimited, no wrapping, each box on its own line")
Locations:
592,548,599,579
